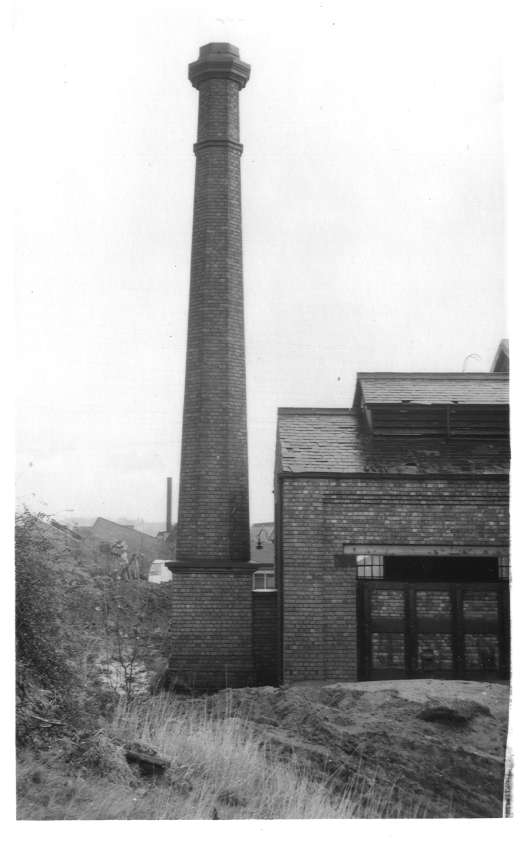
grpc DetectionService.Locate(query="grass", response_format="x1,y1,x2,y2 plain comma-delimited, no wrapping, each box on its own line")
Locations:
17,692,426,820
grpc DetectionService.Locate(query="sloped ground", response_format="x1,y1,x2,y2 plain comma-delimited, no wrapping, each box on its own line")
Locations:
209,679,510,818
17,680,509,819
16,517,510,819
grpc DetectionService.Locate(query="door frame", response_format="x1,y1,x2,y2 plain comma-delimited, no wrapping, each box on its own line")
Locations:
357,580,510,681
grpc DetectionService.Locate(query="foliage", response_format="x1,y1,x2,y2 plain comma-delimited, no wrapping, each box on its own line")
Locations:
15,510,72,695
15,509,507,819
67,729,136,782
15,509,173,747
98,577,170,701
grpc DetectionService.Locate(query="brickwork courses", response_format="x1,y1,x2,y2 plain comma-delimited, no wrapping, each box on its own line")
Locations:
252,592,279,685
279,475,509,683
169,45,258,691
169,567,254,690
177,51,250,562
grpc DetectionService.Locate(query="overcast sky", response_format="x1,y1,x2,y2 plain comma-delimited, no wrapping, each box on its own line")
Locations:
15,0,507,525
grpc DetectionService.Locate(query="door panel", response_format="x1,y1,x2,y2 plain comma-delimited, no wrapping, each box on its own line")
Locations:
358,581,509,681
417,633,453,672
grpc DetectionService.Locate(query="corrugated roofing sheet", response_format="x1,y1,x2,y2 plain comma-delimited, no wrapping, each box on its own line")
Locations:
357,373,509,406
277,409,510,475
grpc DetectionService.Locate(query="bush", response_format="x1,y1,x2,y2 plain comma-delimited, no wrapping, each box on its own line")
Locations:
15,509,172,746
15,510,72,695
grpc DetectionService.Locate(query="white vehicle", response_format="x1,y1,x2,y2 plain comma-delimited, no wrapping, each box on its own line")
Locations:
148,560,173,584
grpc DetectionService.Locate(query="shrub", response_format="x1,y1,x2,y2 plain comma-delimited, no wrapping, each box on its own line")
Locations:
15,509,172,745
15,510,72,695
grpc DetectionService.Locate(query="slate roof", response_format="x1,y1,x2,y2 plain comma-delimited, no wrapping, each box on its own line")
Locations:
276,409,509,475
355,373,509,406
91,517,158,540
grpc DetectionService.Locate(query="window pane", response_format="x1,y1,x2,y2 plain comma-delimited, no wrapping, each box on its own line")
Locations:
357,555,371,566
357,556,384,579
253,570,275,590
498,556,509,579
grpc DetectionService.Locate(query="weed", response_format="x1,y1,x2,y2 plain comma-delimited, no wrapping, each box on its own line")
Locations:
18,692,425,819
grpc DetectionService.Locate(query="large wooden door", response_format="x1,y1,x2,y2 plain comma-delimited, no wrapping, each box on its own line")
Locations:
358,581,510,680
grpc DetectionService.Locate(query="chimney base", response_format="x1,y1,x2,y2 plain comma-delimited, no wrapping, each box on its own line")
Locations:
167,560,258,692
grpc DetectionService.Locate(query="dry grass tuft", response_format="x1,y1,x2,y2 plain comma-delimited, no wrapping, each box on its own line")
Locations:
17,692,425,820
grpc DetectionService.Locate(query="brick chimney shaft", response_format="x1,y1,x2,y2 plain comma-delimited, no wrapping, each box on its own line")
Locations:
166,476,172,533
176,44,251,562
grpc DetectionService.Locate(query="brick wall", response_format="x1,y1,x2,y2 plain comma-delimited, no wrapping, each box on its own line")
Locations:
321,478,509,545
279,475,509,682
168,567,254,690
252,592,279,685
280,529,357,681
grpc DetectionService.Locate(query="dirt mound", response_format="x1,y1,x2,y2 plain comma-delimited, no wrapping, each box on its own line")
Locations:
417,700,491,726
209,680,510,818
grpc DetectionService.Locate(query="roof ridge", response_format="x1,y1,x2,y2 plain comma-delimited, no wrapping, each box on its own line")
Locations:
93,516,158,539
277,407,355,416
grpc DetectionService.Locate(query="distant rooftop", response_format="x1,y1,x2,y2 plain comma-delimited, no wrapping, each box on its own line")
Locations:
91,517,158,540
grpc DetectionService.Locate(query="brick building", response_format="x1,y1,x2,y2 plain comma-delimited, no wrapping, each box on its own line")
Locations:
167,42,509,690
275,364,510,683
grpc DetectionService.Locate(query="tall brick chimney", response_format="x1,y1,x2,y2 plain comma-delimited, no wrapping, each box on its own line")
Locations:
168,44,256,691
176,43,251,562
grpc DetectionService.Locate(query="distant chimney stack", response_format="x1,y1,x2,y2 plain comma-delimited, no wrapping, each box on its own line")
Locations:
166,476,172,533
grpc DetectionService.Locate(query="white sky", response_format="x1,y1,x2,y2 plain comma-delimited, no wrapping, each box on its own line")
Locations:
15,0,507,525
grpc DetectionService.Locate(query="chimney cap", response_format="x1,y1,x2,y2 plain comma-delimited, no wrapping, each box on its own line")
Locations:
199,42,240,58
189,43,250,90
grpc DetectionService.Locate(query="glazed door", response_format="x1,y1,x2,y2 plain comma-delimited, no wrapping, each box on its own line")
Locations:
358,581,509,680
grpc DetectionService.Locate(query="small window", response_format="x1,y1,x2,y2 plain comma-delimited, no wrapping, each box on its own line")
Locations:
356,555,383,579
252,570,276,592
498,556,510,581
